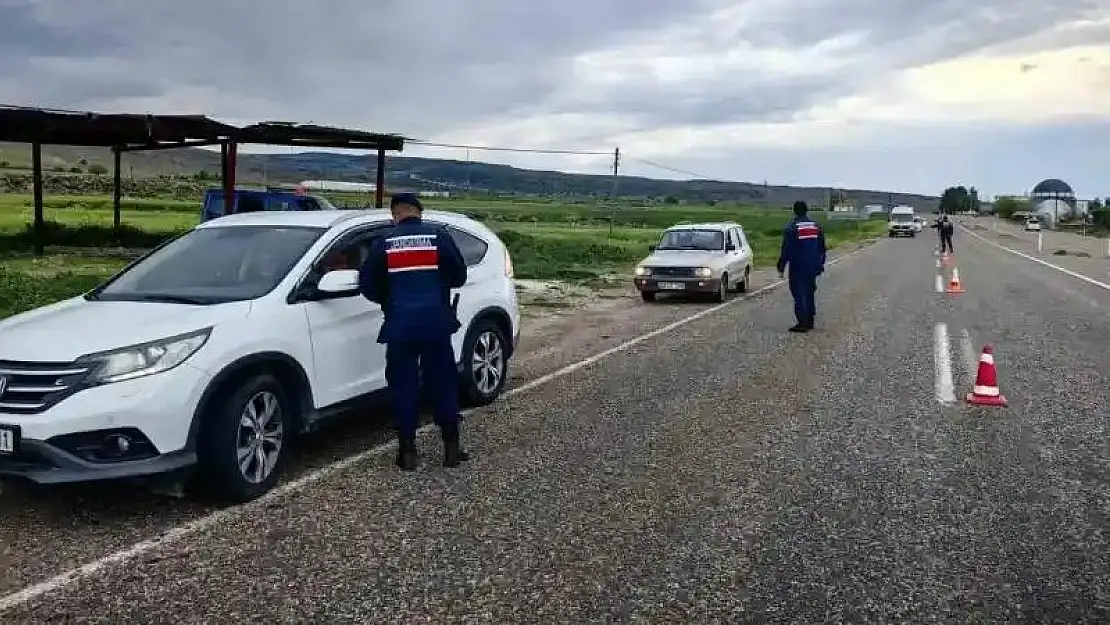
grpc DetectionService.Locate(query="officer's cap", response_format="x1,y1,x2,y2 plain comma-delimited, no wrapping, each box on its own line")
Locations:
390,192,424,211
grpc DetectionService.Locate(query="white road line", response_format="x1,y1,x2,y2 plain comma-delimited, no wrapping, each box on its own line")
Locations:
933,322,956,405
934,272,944,293
0,243,881,612
961,225,1110,292
959,327,978,386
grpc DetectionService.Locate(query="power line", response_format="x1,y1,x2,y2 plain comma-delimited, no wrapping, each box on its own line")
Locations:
624,156,713,180
407,139,610,156
410,139,719,181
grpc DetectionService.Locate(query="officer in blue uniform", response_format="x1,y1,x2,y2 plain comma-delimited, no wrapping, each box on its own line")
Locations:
359,192,470,470
776,201,827,333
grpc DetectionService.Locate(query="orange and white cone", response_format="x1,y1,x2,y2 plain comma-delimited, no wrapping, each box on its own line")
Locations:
946,267,965,293
966,344,1008,406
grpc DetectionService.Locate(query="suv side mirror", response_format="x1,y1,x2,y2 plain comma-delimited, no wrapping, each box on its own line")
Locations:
648,245,656,252
725,242,736,251
315,269,360,298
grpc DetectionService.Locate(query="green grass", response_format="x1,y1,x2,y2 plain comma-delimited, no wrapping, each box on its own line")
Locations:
0,194,199,214
0,192,884,318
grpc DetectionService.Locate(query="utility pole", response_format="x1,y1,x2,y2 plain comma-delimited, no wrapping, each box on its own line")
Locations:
465,148,472,194
609,146,620,237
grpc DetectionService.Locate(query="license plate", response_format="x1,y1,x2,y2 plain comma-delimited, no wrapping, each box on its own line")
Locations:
0,426,17,454
657,281,685,290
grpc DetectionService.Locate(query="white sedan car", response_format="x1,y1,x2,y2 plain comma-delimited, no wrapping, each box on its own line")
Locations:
1024,219,1042,231
633,222,753,303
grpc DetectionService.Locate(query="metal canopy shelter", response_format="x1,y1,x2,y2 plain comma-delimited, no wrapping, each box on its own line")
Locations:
0,105,406,255
233,122,406,209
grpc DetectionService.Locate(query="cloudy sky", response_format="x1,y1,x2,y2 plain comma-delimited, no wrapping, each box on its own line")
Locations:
2,0,1110,198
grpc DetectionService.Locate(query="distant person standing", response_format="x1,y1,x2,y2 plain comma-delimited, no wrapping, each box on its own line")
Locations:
777,201,827,333
932,214,954,254
359,193,471,471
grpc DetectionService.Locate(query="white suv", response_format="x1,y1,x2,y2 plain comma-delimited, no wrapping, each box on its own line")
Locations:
0,210,520,502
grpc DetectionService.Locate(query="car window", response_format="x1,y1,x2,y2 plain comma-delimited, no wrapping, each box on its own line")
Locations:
727,229,740,249
736,228,749,249
92,226,325,304
297,198,321,211
238,194,265,213
656,229,724,251
317,225,392,273
315,222,488,277
445,226,489,267
269,197,297,212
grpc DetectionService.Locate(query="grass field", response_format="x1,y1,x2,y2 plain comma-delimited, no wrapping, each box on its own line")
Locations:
0,192,885,319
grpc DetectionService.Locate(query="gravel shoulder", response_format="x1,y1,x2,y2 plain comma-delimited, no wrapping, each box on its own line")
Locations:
5,233,1107,622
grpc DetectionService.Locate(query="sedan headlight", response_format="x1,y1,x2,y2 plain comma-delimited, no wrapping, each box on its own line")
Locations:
694,267,713,278
634,266,652,276
79,328,211,384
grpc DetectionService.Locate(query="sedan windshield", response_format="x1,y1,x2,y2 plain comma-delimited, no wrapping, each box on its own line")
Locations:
90,225,325,304
655,229,724,251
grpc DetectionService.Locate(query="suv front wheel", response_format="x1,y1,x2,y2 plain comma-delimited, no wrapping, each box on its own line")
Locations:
459,319,510,407
735,266,750,293
195,373,293,503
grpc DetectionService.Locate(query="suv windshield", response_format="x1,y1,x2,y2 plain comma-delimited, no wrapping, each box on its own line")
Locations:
89,225,325,304
891,213,914,223
655,229,724,251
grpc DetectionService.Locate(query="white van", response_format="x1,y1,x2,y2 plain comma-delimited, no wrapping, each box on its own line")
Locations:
888,206,917,237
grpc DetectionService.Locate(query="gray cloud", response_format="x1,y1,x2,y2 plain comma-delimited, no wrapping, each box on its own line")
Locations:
556,0,1103,129
0,0,718,134
1,0,1108,194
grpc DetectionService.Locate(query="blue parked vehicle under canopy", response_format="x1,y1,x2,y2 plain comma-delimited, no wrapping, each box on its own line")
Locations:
200,187,339,222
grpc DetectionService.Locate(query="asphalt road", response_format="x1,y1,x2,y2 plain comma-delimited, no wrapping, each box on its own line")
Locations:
2,231,1109,623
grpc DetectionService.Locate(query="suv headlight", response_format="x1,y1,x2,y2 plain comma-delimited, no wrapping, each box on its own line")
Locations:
694,267,712,278
634,266,652,276
78,328,211,384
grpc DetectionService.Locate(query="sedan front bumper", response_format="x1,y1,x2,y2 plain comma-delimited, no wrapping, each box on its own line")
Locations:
634,277,722,293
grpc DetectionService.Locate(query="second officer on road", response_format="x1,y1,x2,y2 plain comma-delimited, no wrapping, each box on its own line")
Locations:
359,193,470,471
777,200,827,333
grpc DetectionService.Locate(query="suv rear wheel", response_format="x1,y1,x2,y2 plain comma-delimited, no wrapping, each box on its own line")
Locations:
195,373,293,503
459,319,510,407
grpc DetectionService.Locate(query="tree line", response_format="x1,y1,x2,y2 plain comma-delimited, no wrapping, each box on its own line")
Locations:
937,185,980,214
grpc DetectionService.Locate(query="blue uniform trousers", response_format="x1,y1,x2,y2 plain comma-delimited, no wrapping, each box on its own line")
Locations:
788,272,817,326
385,338,460,441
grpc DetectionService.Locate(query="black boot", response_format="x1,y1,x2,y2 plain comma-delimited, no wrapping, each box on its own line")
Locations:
442,428,471,468
788,324,809,333
396,438,419,471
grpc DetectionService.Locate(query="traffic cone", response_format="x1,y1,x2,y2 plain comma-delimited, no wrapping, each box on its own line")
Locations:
946,266,965,293
966,345,1008,406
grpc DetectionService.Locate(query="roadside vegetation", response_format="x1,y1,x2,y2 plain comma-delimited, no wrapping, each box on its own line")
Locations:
0,191,885,319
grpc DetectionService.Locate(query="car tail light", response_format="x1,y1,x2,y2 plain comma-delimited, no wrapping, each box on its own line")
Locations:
504,247,514,278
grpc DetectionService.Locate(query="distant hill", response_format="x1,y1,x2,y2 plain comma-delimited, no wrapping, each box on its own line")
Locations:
0,142,940,210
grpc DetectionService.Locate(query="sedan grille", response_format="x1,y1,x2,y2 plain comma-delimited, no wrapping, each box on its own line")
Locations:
0,360,91,414
651,266,697,278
